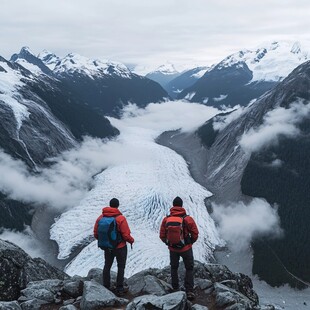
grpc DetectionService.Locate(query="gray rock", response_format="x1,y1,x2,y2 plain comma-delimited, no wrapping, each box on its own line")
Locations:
213,283,254,309
20,288,54,303
192,305,209,310
126,291,187,310
20,299,49,310
24,279,63,294
63,280,83,298
80,281,128,310
195,278,213,290
59,305,78,310
127,273,171,296
220,280,239,291
86,268,120,286
0,301,21,309
63,298,76,306
0,239,68,301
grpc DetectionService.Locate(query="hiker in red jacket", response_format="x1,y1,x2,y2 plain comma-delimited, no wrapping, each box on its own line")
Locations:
160,196,199,300
94,198,134,295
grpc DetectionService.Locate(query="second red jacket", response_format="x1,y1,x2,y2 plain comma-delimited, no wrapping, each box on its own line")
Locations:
160,206,199,252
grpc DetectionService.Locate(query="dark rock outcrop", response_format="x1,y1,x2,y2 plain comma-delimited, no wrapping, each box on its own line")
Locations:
1,239,274,309
0,239,68,301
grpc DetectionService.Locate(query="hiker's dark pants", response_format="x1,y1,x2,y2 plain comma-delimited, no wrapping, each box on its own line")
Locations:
170,248,194,292
103,245,127,289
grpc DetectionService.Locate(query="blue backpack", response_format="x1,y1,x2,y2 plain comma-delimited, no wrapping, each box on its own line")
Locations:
97,216,122,250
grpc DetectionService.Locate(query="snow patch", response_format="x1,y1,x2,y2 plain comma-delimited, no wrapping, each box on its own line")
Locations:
184,92,196,101
213,94,228,102
0,61,30,129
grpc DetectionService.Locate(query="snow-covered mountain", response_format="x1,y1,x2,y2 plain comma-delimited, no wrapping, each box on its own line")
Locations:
10,47,168,116
37,49,60,70
145,64,180,89
11,47,52,76
0,53,119,231
165,66,209,98
179,41,310,108
53,53,133,79
162,60,310,288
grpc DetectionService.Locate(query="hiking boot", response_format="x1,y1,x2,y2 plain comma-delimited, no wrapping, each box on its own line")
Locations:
186,291,195,301
115,286,128,297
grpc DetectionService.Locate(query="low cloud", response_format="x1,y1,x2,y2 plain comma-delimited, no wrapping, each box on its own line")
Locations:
0,100,219,211
213,105,246,131
212,198,282,251
239,100,310,154
0,226,45,258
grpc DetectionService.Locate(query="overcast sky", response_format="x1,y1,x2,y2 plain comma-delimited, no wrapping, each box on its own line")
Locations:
1,0,310,70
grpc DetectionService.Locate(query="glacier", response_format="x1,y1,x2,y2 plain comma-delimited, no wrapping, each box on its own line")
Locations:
50,101,224,277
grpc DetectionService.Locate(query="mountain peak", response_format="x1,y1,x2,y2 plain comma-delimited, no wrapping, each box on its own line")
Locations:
218,40,310,82
53,53,132,79
20,46,35,56
152,63,179,75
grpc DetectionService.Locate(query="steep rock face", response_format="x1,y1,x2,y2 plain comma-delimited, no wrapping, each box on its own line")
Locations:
0,54,119,231
240,62,310,287
159,60,310,287
0,239,68,301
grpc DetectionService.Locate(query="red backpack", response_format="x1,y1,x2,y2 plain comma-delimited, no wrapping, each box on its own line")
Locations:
165,215,188,248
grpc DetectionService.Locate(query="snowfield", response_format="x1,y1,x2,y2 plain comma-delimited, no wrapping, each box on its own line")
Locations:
50,102,223,277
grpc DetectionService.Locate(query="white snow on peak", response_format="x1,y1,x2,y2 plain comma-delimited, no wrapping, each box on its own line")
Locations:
149,63,179,75
0,60,30,129
38,49,60,70
53,53,132,79
213,94,228,102
218,40,310,82
50,101,223,277
14,59,43,76
190,67,209,79
20,46,35,56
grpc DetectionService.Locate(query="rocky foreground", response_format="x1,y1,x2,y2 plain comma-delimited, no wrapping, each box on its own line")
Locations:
0,239,276,309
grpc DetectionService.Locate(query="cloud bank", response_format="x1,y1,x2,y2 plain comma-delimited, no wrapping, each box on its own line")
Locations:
0,226,45,258
0,100,219,210
212,198,282,251
239,100,310,153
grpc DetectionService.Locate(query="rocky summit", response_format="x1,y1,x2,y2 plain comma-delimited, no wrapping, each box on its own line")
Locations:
0,239,276,309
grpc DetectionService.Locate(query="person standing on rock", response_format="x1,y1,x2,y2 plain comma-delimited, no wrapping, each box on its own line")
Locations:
159,196,199,301
94,198,134,296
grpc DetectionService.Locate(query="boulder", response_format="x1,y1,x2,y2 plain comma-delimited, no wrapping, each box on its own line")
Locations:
19,299,49,310
59,305,78,310
0,239,68,301
63,280,83,298
126,291,188,310
192,305,209,310
195,278,213,290
80,280,128,310
86,268,119,286
0,301,21,309
127,273,172,296
213,283,255,309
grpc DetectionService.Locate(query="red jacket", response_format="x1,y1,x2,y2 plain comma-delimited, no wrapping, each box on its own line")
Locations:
160,206,199,252
94,207,134,249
